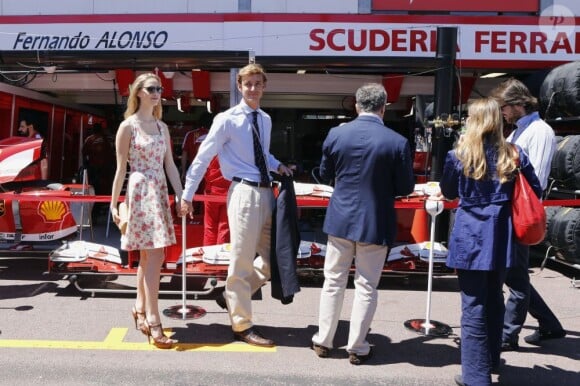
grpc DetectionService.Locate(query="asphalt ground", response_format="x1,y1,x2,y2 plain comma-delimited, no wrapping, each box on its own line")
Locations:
0,222,578,385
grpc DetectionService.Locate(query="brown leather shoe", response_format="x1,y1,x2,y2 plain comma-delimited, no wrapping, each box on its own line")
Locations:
349,347,373,365
311,343,330,358
233,328,274,347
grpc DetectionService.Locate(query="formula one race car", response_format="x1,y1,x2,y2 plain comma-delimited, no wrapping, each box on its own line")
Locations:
0,136,90,258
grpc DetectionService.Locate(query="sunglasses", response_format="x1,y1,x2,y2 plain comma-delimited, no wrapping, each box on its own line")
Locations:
143,86,164,94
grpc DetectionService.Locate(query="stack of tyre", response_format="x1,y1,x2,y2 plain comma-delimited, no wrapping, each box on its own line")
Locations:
540,61,580,265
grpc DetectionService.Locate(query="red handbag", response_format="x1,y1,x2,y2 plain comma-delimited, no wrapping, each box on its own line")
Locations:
511,146,546,245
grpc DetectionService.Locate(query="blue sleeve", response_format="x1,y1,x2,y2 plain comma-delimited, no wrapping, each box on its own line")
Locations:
319,130,336,181
394,140,415,196
439,151,460,200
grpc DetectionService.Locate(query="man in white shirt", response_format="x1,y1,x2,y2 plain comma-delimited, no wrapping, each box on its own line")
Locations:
180,63,292,347
492,78,566,351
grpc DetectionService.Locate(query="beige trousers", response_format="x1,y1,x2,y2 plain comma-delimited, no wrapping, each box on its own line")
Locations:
225,182,274,332
312,235,388,355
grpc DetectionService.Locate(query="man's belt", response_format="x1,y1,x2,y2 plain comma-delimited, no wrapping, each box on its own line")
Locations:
232,177,273,188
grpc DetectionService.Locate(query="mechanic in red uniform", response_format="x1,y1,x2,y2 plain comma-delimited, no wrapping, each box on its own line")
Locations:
181,126,208,214
181,126,230,245
202,156,231,245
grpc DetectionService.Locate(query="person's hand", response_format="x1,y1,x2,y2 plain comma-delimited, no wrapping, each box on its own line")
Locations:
180,199,194,218
110,206,119,225
277,164,293,176
174,198,182,217
428,191,445,201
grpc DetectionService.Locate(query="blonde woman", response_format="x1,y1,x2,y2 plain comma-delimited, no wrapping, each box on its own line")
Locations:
110,73,183,349
438,97,542,385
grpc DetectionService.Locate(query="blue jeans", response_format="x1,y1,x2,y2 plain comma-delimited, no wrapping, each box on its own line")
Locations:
458,268,506,386
503,243,563,344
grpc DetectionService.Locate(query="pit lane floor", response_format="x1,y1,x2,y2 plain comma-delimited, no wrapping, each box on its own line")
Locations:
0,222,578,385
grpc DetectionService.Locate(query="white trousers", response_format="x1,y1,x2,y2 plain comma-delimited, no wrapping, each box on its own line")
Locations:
225,182,274,332
312,235,388,355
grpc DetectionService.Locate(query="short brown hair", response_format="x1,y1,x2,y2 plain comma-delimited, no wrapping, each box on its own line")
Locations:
237,63,268,85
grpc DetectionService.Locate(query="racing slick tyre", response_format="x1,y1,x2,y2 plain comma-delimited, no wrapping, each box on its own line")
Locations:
550,135,580,190
544,205,561,246
548,206,580,265
540,61,580,119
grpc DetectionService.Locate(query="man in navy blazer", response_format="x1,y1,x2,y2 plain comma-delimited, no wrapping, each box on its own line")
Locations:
311,83,415,364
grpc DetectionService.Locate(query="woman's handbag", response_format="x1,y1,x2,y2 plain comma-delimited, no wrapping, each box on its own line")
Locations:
512,147,546,245
117,202,128,235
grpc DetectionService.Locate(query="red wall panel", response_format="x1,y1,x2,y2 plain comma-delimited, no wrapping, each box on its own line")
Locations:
372,0,538,13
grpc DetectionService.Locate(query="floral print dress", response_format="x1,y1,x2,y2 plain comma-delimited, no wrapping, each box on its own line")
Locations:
121,119,175,251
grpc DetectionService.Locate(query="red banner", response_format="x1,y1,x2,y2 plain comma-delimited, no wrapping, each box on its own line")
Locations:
372,0,538,13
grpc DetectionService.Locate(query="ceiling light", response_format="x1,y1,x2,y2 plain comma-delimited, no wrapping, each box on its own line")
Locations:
480,72,506,79
162,71,175,79
43,66,57,74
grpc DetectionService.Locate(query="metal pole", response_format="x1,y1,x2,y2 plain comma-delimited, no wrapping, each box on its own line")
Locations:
162,211,207,320
430,26,457,181
430,26,457,242
424,211,437,335
181,215,187,319
404,199,451,337
230,68,241,107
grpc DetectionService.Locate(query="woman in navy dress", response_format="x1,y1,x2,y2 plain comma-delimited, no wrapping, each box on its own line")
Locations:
438,97,542,386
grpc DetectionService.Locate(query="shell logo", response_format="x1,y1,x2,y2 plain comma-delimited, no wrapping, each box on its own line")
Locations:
0,200,5,217
39,200,67,221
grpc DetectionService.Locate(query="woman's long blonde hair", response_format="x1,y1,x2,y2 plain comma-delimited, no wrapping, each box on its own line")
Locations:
455,97,517,183
123,73,163,120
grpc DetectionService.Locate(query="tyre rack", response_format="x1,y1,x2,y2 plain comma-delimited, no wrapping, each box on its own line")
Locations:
544,186,580,285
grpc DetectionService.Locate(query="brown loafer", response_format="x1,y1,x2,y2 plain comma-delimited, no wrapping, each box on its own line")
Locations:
233,328,274,347
311,343,330,358
349,347,373,365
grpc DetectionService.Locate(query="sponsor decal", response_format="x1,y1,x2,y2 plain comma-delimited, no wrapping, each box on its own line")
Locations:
39,200,67,222
0,200,5,217
20,226,77,242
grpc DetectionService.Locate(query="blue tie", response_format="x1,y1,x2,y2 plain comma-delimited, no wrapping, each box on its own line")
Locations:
251,111,270,184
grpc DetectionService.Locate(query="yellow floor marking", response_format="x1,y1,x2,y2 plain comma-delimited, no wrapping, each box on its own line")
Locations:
0,327,276,352
103,328,128,344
